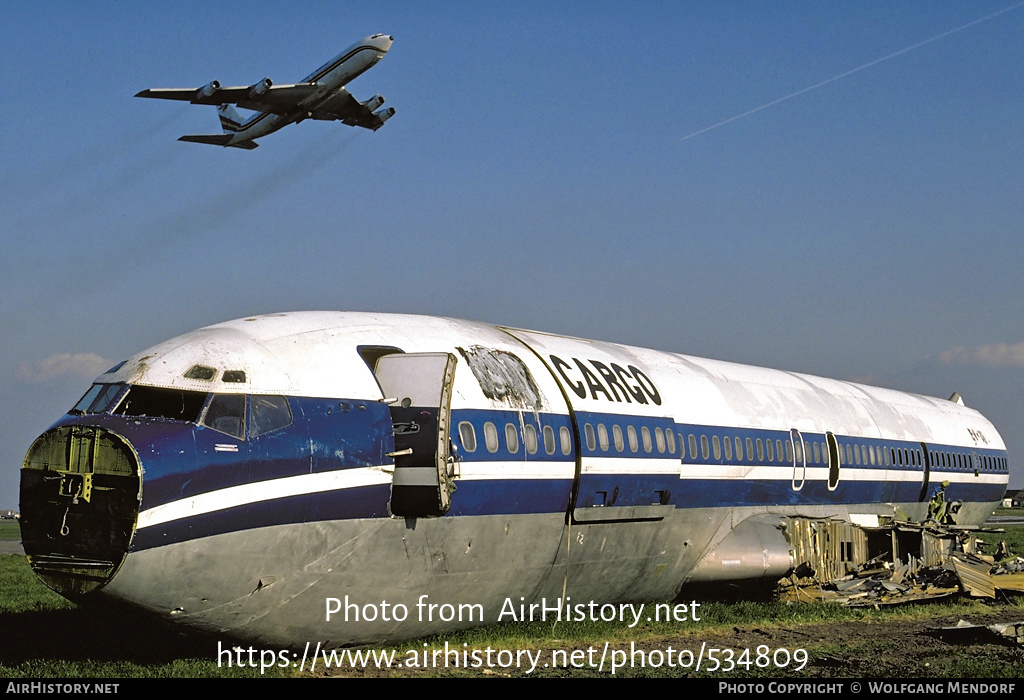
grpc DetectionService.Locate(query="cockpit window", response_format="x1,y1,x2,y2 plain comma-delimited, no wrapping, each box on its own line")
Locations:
249,395,292,437
103,361,127,375
114,386,208,422
184,365,217,381
71,383,124,414
203,394,246,439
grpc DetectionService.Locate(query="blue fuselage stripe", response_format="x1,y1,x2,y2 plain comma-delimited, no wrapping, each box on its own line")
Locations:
49,397,1008,552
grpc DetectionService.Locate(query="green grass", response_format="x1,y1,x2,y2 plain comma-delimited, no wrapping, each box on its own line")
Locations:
0,520,20,540
979,523,1024,562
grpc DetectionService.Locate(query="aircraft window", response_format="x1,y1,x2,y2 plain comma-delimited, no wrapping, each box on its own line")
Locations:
735,437,742,460
612,425,624,452
116,386,208,423
786,441,795,463
223,370,247,383
777,439,784,462
584,424,596,452
104,360,127,374
666,430,677,455
203,394,245,439
628,426,639,452
71,383,123,414
505,424,519,454
845,444,853,465
724,435,733,461
459,422,477,452
184,364,217,381
656,428,666,453
688,434,697,460
916,449,923,467
524,424,538,454
642,427,653,453
484,422,499,453
543,425,555,455
700,435,709,460
792,441,801,463
861,445,868,465
746,438,754,462
597,424,610,451
72,384,105,413
812,442,821,465
766,439,774,463
712,435,721,460
756,438,764,462
559,426,572,455
249,395,292,437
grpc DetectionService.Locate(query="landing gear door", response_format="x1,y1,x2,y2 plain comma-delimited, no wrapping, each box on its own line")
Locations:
373,352,457,517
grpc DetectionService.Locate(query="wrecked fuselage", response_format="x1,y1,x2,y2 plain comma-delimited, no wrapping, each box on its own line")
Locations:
19,312,1009,647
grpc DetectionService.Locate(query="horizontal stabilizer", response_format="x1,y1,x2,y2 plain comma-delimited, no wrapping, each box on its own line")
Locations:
178,134,258,150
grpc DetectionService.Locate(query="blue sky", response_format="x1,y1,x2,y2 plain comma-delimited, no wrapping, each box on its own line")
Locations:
2,1,1022,508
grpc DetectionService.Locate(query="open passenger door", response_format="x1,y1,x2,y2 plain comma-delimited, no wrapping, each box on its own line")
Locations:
372,353,458,517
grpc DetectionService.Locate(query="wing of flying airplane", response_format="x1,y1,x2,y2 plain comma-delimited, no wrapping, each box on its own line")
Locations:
135,82,315,114
136,83,393,131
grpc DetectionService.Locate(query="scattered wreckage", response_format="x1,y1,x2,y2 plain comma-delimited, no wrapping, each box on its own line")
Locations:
776,487,1024,607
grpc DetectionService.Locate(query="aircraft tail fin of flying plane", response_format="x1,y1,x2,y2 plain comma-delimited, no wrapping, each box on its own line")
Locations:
178,134,259,150
217,104,247,133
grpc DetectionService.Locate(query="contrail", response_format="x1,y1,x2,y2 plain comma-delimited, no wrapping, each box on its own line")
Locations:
681,2,1024,141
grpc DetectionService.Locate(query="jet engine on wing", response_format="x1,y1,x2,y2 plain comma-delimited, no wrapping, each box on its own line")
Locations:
196,81,220,100
373,107,396,128
248,78,272,99
362,94,385,111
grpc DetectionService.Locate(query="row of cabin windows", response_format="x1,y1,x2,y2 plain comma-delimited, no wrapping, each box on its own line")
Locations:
582,422,676,456
458,421,573,456
684,431,1007,473
688,434,794,465
458,417,1007,473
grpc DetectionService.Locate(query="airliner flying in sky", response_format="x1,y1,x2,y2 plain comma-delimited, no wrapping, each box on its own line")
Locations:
135,34,395,149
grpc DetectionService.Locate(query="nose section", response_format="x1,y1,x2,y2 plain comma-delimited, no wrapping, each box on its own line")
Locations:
368,33,393,51
20,425,141,597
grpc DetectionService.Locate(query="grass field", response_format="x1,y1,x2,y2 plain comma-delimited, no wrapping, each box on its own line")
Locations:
2,524,1024,678
0,520,19,540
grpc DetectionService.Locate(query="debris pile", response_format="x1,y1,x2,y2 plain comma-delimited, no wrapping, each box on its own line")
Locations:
778,518,1023,606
